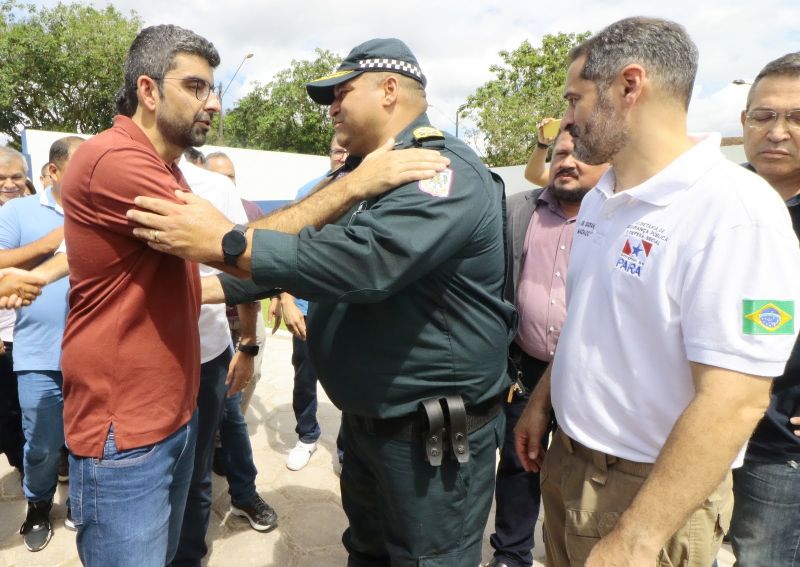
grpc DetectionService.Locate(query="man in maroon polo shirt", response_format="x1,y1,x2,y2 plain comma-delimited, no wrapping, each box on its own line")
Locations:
61,25,218,567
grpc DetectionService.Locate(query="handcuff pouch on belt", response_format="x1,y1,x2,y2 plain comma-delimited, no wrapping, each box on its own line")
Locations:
419,395,470,466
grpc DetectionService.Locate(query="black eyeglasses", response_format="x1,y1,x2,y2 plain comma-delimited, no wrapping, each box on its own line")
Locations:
330,149,348,158
744,109,800,131
152,76,214,102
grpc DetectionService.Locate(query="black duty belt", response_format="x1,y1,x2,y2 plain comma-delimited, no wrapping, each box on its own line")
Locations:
344,394,502,467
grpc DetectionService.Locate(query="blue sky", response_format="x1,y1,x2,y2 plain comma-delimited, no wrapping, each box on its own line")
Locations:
22,0,800,153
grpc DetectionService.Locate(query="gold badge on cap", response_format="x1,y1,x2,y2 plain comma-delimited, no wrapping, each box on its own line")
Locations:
412,127,445,142
311,69,355,83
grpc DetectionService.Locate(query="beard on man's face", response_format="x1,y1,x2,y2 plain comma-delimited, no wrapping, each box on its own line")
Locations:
568,95,627,166
550,179,591,203
158,109,211,149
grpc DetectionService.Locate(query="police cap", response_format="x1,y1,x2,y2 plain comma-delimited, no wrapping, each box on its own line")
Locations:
306,38,426,105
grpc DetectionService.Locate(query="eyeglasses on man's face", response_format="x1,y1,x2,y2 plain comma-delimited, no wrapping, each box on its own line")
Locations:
330,149,348,158
744,108,800,131
153,76,215,102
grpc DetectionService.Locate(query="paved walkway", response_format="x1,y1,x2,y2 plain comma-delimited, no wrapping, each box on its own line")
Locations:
0,333,734,566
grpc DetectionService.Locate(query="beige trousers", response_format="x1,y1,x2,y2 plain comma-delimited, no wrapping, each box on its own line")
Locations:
540,429,732,567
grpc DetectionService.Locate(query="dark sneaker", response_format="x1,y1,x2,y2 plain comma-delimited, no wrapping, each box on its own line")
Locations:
212,447,226,477
64,498,76,531
58,448,69,483
230,495,278,532
19,500,53,552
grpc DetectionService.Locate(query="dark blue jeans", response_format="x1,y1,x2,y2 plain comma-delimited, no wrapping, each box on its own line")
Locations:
219,390,258,505
172,347,232,567
730,457,800,566
292,333,345,460
489,353,550,567
292,335,321,443
70,414,197,567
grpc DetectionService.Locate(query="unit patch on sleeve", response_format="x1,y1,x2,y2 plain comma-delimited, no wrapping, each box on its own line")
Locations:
742,300,795,335
418,168,453,198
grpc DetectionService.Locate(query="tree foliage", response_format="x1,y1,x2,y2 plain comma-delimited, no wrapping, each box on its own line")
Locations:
0,1,142,147
463,32,590,167
222,49,341,155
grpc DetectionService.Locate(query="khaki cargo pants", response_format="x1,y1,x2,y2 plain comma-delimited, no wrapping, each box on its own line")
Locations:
541,429,732,567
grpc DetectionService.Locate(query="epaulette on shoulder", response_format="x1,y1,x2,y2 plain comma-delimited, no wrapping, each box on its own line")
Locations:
412,126,445,148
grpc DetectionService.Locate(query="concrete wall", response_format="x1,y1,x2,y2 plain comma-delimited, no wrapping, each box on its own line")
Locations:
21,128,329,212
21,128,747,205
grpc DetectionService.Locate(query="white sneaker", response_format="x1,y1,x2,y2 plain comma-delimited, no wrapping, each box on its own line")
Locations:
286,441,317,471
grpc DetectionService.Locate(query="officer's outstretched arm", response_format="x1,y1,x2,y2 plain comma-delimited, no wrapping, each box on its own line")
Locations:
127,140,448,272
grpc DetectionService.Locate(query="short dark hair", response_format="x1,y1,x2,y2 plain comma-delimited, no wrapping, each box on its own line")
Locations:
48,136,84,169
183,147,206,166
116,24,220,117
569,17,698,109
747,52,800,109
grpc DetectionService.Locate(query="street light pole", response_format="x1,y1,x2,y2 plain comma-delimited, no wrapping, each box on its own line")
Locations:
217,53,254,145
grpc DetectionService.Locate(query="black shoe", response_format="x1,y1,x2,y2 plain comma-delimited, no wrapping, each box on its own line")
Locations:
212,447,226,477
482,559,513,567
19,500,53,552
230,495,278,532
64,498,76,531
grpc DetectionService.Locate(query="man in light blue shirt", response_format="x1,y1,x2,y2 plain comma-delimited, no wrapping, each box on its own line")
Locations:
0,136,83,552
272,136,348,471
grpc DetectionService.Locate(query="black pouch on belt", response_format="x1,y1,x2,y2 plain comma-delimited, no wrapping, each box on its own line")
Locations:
419,395,471,466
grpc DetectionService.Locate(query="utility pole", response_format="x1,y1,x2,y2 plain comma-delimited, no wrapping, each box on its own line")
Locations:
217,82,224,142
217,53,254,145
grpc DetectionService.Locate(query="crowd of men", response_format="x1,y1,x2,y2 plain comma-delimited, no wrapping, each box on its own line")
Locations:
0,14,796,567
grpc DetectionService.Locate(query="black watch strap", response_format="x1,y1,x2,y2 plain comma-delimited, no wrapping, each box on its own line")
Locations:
237,343,259,356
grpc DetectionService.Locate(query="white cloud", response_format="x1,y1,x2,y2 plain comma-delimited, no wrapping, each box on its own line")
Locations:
688,83,749,136
26,0,800,154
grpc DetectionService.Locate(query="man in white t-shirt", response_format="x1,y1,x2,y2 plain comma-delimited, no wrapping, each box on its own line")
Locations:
171,156,276,567
514,17,800,567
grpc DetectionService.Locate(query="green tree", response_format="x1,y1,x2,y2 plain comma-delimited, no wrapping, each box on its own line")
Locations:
222,49,341,155
0,1,142,147
463,32,590,167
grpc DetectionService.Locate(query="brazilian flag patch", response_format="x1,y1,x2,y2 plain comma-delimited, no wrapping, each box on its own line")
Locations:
742,300,795,335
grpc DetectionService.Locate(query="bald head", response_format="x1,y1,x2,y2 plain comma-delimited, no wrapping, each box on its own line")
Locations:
205,152,236,184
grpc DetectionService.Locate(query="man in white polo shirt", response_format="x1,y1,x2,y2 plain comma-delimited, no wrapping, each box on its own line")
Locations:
514,17,800,567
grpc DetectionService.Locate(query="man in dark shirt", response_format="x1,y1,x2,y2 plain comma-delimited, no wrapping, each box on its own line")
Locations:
730,51,800,567
127,38,513,565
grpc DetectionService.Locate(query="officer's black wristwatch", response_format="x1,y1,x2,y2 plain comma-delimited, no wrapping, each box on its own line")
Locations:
237,343,259,356
222,224,248,266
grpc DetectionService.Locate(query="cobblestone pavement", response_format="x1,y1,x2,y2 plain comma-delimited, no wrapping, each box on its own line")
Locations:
0,333,734,566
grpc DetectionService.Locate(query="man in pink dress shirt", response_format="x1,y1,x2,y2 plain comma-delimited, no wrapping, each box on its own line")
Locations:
484,130,608,567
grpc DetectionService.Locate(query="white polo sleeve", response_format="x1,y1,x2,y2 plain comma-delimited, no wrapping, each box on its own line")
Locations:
681,222,800,377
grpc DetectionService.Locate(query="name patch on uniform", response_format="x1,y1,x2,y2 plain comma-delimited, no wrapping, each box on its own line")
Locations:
615,237,653,278
743,300,795,335
418,168,453,198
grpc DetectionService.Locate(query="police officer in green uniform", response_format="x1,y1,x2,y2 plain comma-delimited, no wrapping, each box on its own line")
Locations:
129,38,515,567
